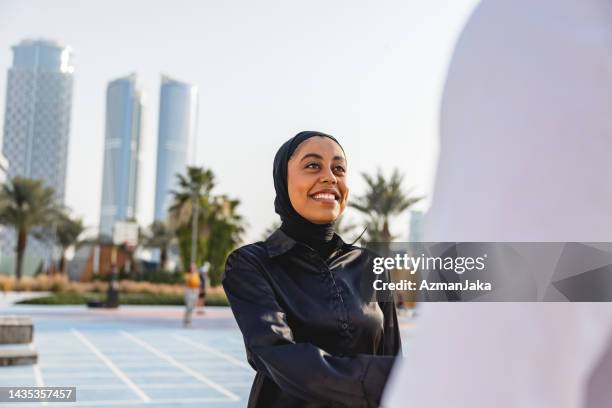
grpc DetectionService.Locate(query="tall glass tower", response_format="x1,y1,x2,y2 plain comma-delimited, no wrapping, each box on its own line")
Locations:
1,39,74,273
99,73,143,238
154,75,198,221
2,39,73,200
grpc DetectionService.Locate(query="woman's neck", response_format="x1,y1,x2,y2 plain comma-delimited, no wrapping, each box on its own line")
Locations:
280,219,340,259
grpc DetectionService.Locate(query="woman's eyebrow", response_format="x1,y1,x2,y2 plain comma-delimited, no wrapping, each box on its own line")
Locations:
299,153,346,162
300,153,323,162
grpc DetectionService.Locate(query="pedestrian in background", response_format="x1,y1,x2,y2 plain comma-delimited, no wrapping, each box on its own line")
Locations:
196,261,210,315
183,263,200,327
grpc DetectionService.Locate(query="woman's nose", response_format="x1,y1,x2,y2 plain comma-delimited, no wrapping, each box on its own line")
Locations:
320,168,337,184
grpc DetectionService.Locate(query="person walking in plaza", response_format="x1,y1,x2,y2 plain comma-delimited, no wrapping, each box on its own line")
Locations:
196,261,209,315
223,131,401,408
183,263,200,327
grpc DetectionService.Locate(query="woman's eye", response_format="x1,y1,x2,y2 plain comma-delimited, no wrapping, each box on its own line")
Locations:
334,166,346,173
306,162,320,169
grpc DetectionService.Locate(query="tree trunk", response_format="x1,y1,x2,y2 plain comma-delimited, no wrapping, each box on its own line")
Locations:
58,252,66,275
381,219,392,257
190,194,200,266
160,247,168,271
382,219,392,243
127,250,134,274
15,229,27,282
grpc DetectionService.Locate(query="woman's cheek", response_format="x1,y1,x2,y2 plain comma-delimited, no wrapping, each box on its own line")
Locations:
342,190,349,208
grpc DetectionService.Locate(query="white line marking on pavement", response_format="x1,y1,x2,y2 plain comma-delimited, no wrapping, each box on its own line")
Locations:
150,397,239,404
123,371,194,378
106,363,171,369
0,373,35,379
29,342,48,406
69,384,129,390
43,372,118,378
10,397,237,407
136,382,215,389
121,331,240,401
71,329,151,403
172,334,251,369
43,371,196,379
38,362,104,368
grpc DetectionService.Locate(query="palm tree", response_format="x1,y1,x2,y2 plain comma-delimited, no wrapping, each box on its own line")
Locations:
54,211,84,275
203,195,245,285
350,168,422,243
169,167,246,283
168,167,215,266
144,220,175,271
0,177,60,280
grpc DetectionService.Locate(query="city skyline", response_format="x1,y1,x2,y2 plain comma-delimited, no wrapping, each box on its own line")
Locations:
0,0,479,242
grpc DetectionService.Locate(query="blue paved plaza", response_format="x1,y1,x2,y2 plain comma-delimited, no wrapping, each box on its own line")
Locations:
0,305,413,407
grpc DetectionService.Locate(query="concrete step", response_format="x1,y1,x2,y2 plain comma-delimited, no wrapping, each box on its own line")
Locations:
0,316,33,344
0,348,37,366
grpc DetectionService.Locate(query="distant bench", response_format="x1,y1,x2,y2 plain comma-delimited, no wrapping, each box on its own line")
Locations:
0,316,37,366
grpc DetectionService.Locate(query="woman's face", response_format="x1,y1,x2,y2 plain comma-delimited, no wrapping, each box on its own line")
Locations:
287,136,349,224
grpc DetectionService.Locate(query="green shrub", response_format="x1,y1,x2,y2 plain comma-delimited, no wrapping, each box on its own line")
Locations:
17,292,229,306
19,292,103,305
92,269,184,284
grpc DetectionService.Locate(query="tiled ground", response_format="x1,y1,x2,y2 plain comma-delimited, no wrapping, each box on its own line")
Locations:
0,305,413,407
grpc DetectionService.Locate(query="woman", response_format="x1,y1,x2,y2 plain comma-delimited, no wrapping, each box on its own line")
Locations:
183,263,200,327
222,131,401,408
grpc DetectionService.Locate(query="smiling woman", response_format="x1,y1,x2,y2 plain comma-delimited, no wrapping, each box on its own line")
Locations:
222,131,402,408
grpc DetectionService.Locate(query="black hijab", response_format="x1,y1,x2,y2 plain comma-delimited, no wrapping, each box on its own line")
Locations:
273,131,345,258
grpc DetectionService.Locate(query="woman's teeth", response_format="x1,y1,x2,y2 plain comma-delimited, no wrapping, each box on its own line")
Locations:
312,193,336,201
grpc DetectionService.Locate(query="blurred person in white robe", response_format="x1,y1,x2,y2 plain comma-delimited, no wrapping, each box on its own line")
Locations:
383,0,612,407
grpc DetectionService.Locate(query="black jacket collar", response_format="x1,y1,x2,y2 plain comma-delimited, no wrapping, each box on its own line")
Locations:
264,228,347,258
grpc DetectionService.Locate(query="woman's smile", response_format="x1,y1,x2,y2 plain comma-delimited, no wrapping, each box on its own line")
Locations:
309,188,340,205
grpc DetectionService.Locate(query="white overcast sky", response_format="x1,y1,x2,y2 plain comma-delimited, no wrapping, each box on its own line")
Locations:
0,0,478,243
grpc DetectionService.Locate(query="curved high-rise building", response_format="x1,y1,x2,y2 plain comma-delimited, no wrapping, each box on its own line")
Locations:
99,73,143,238
153,75,198,221
2,39,73,200
1,39,74,274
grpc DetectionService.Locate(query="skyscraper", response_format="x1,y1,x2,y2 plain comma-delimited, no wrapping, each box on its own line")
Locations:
154,75,198,221
99,74,143,238
2,39,73,200
0,39,74,273
408,210,424,242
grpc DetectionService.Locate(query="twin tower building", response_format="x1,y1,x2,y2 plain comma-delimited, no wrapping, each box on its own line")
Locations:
100,73,198,238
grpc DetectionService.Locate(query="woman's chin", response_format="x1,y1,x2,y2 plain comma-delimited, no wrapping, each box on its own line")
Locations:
305,212,339,224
